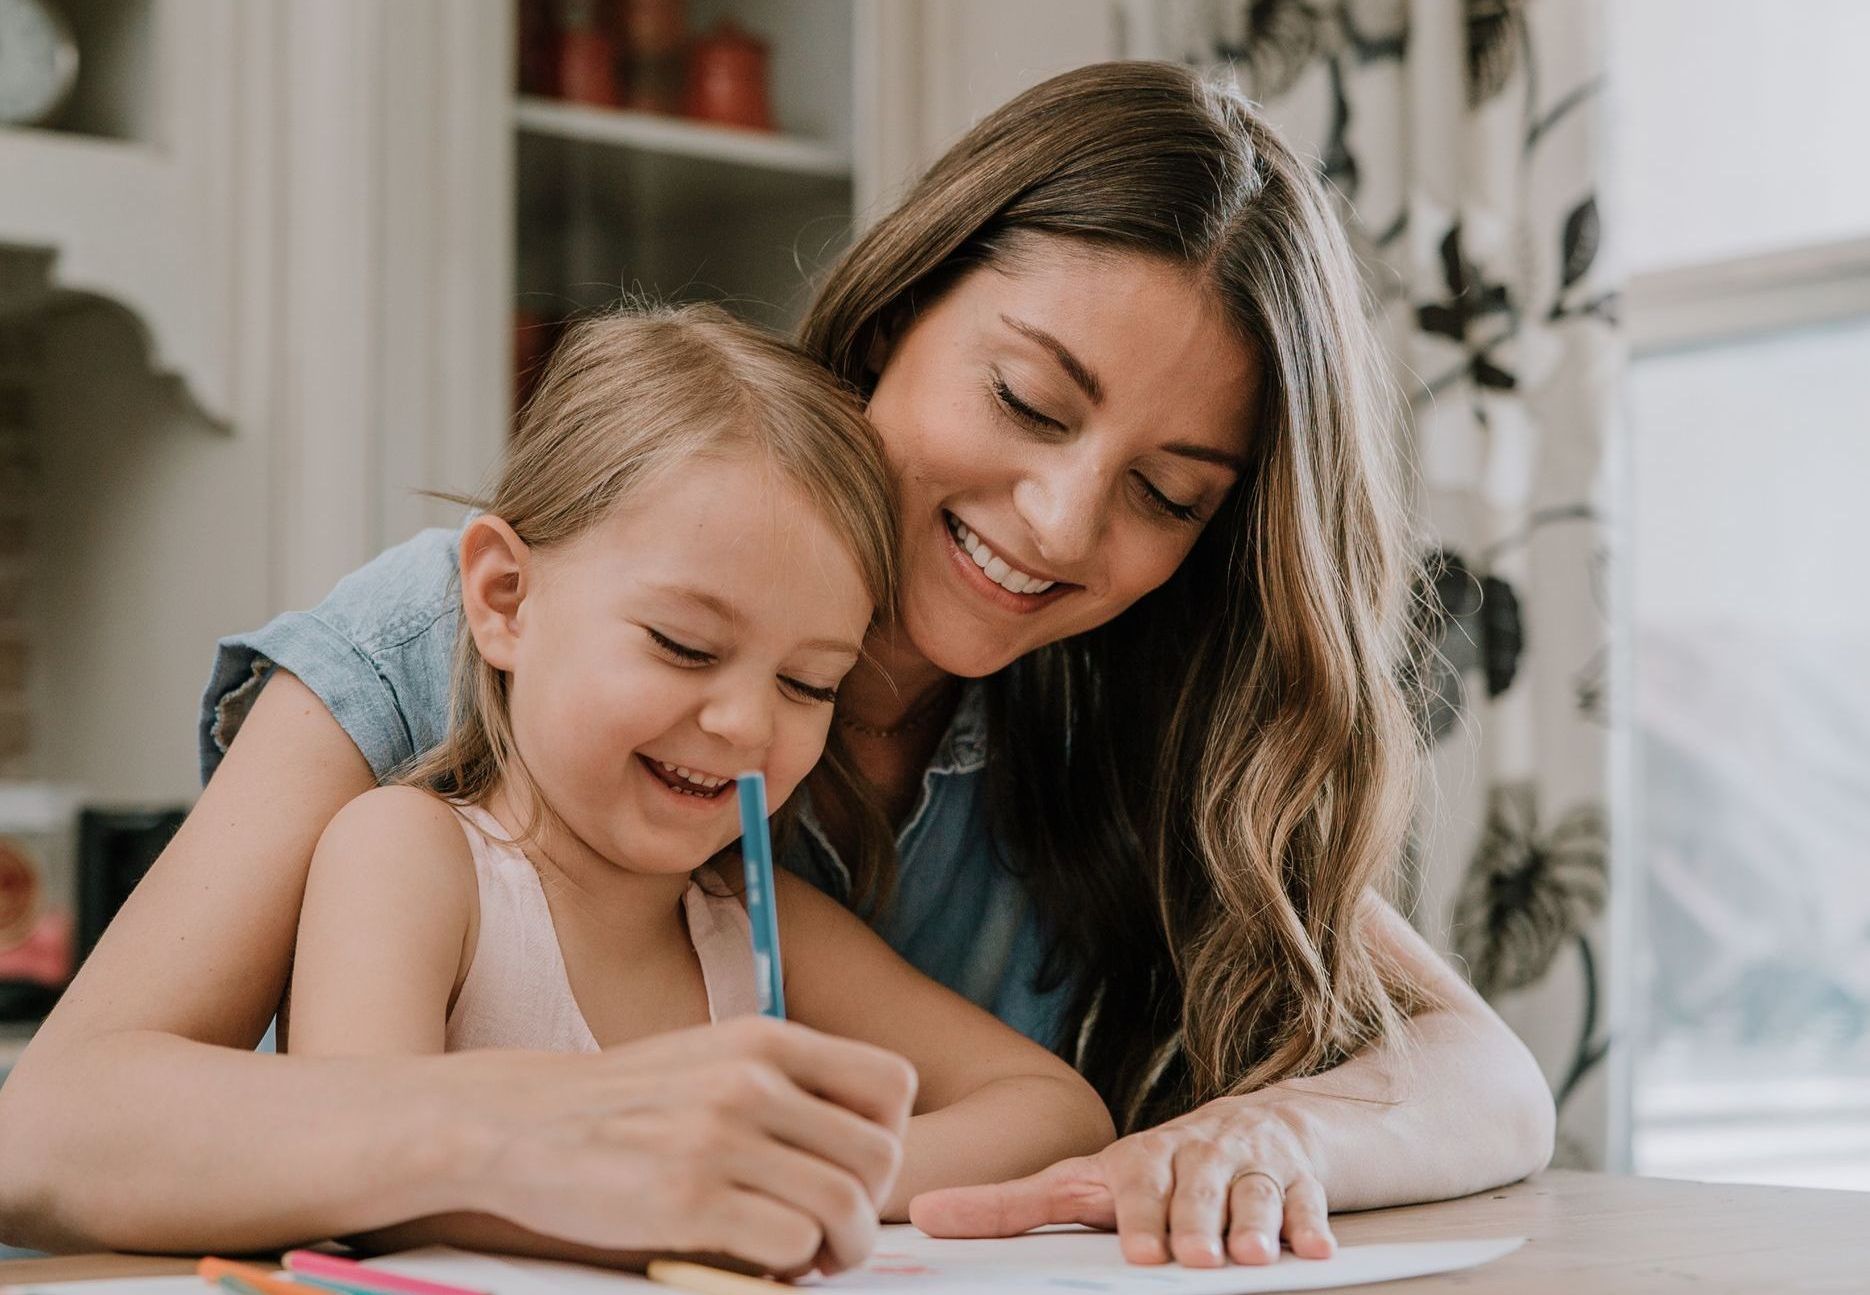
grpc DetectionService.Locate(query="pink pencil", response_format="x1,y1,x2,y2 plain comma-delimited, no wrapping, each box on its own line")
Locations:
281,1252,489,1295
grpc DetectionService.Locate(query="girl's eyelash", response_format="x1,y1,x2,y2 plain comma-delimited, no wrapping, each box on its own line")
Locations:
651,628,836,703
780,677,839,705
1137,475,1202,523
991,376,1062,430
647,627,712,663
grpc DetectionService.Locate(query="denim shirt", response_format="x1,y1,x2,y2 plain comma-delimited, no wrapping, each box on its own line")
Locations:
199,527,1074,1051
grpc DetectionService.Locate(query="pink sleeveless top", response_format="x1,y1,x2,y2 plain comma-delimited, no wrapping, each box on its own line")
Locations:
443,802,760,1053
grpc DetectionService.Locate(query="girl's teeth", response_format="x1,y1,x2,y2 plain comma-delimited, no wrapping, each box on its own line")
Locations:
656,760,724,790
947,515,1057,595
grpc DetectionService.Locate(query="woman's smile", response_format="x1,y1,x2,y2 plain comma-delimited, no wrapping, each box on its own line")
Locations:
941,510,1074,612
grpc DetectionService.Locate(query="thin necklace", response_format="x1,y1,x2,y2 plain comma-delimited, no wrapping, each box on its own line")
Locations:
836,680,959,740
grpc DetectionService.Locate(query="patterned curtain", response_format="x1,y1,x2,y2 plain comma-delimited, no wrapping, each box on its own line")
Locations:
1159,0,1621,1168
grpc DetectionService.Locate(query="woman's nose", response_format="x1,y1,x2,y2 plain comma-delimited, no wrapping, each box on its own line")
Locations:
1012,457,1111,571
697,678,774,754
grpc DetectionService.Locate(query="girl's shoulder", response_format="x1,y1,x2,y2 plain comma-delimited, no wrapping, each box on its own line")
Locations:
294,786,484,1032
313,786,479,911
324,782,465,836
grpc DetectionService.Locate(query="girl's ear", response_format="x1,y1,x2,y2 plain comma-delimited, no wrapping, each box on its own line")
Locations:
459,516,531,672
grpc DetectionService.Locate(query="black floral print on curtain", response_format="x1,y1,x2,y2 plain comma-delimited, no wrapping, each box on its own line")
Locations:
1162,0,1621,1168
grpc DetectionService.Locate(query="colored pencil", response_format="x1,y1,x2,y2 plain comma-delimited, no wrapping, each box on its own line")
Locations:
281,1253,487,1295
645,1258,780,1295
216,1275,274,1295
735,771,785,1018
195,1259,321,1295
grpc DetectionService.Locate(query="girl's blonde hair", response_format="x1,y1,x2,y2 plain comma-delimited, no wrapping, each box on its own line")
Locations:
800,62,1438,1130
401,304,896,878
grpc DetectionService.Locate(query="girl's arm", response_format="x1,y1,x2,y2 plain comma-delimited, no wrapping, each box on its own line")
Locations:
0,672,910,1275
291,790,894,1274
776,871,1116,1218
283,792,645,1263
912,892,1555,1267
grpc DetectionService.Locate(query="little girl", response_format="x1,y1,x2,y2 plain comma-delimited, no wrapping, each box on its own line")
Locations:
282,305,1114,1261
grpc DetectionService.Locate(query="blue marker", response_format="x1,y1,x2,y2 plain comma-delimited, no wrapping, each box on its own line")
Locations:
736,771,785,1018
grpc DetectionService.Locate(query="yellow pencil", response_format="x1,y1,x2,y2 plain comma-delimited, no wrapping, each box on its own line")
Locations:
643,1259,783,1295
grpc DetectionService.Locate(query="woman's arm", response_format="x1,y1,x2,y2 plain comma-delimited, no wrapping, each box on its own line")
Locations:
776,871,1116,1218
0,673,912,1275
912,892,1555,1267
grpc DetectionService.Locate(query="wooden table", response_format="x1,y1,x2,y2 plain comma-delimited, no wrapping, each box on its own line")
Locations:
2,1171,1866,1292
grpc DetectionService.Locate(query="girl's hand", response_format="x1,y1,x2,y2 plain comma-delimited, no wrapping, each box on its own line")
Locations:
453,1017,917,1276
908,1094,1336,1268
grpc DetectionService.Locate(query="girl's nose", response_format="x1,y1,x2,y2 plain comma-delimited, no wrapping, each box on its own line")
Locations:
1012,456,1111,572
697,678,774,754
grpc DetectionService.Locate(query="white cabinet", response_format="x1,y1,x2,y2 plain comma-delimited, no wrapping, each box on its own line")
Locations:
0,0,1124,802
0,0,509,801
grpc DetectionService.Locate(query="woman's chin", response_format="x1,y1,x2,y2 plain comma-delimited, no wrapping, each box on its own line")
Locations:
905,616,1029,678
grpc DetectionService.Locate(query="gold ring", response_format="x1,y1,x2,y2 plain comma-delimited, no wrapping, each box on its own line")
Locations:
1229,1170,1285,1197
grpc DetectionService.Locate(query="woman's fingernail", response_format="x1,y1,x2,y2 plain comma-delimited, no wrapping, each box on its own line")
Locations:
1257,1232,1280,1259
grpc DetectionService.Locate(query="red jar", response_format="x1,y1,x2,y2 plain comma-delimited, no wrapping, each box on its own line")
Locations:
618,0,686,114
683,20,773,131
556,0,617,107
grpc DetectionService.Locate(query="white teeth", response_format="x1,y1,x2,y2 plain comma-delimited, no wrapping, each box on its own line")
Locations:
946,515,1058,596
655,759,727,791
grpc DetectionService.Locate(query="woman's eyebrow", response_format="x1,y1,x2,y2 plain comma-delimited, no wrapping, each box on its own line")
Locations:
1000,315,1246,472
1162,441,1248,472
1001,315,1103,404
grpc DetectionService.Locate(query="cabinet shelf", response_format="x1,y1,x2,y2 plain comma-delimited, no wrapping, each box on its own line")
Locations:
513,96,850,178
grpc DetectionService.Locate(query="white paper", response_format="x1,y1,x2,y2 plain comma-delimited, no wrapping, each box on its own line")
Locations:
4,1229,1523,1295
4,1279,206,1295
375,1225,1525,1295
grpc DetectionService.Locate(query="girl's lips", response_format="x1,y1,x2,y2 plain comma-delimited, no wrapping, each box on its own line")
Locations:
939,511,1071,615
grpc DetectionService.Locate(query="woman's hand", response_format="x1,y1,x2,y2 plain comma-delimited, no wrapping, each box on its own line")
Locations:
909,1093,1334,1268
453,1017,917,1276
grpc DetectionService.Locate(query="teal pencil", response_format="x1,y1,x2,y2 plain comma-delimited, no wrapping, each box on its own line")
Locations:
735,771,785,1018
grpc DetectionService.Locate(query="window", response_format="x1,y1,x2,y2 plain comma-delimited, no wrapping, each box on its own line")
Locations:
1617,1,1870,1190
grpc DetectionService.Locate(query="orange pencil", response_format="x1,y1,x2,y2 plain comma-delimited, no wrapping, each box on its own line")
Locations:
197,1258,325,1295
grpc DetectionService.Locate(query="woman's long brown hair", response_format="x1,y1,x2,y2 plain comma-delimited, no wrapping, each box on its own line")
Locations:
799,62,1438,1130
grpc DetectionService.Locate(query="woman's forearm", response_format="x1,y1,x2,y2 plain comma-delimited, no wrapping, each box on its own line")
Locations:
888,1075,1116,1219
0,1031,478,1253
1246,1002,1556,1213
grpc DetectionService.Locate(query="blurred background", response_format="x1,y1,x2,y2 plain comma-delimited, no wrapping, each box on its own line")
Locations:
0,0,1863,1194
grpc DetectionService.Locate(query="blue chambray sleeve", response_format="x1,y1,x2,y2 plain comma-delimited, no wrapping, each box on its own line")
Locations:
198,527,464,786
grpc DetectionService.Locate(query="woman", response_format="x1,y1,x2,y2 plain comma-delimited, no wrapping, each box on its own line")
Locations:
0,62,1552,1273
